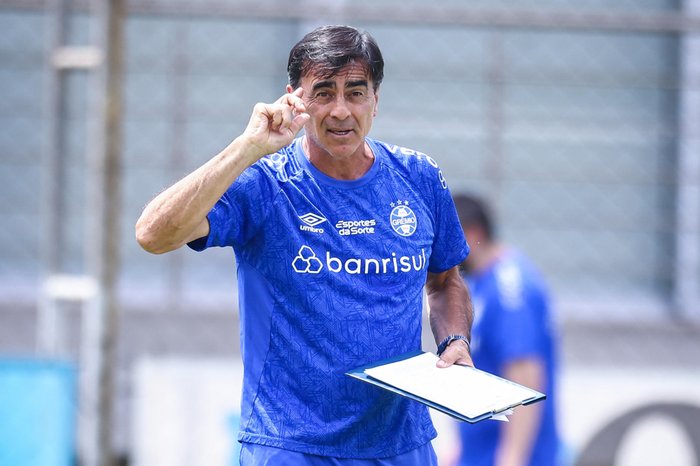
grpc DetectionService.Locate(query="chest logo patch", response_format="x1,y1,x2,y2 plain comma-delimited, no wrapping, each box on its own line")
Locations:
299,212,327,227
390,201,417,237
292,246,323,274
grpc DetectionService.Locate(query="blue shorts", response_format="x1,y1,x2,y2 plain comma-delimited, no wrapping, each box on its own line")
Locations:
239,442,438,466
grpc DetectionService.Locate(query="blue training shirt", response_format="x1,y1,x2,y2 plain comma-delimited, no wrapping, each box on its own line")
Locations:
458,250,560,466
189,137,469,458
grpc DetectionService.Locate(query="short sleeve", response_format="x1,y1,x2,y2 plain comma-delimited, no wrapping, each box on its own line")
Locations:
422,157,469,273
187,163,277,251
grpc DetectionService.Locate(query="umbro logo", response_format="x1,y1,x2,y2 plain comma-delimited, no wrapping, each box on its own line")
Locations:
299,212,326,233
299,212,327,227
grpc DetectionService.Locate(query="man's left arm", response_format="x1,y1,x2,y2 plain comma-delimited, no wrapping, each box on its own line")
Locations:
426,266,474,368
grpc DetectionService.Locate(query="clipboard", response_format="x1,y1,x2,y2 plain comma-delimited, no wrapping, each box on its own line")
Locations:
346,350,546,423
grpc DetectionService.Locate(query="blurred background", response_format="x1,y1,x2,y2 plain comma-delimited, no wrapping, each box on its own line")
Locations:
1,0,699,465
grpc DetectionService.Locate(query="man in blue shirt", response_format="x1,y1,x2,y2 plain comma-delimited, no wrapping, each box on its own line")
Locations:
136,25,473,465
451,194,560,466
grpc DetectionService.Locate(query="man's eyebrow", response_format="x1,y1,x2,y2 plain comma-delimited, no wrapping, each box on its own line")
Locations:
310,79,369,92
311,80,336,92
346,79,369,89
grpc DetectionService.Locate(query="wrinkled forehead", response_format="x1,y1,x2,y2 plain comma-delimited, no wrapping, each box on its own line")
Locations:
302,59,372,86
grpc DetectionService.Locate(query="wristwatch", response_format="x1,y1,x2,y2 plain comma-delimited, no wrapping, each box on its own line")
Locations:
437,334,471,356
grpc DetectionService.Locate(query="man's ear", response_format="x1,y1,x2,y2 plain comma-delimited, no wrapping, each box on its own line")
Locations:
286,84,294,93
373,91,380,117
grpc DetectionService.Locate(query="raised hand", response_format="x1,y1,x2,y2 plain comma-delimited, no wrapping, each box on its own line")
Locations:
242,87,310,158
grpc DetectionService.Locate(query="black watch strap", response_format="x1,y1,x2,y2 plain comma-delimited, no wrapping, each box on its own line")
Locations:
437,334,471,356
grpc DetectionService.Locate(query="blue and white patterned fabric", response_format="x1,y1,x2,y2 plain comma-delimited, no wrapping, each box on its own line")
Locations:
189,137,468,458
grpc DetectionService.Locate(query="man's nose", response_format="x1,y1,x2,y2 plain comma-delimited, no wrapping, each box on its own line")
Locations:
329,95,351,120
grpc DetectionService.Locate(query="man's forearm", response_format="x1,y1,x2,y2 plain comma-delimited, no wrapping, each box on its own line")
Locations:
136,87,309,255
135,136,260,254
427,267,473,343
426,267,474,367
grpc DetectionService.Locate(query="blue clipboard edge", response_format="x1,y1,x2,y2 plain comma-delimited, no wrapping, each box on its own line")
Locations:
345,350,546,424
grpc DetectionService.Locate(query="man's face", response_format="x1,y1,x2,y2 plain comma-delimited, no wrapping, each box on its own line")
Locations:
290,62,379,161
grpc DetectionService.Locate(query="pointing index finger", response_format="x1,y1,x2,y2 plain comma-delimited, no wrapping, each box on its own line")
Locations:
285,87,306,114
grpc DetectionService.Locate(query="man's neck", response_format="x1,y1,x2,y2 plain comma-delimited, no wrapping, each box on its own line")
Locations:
302,137,375,180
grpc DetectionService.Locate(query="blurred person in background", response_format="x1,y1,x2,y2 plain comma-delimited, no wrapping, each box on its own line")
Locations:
450,193,561,466
135,25,473,465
